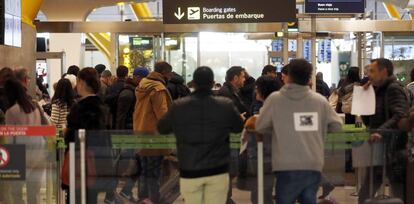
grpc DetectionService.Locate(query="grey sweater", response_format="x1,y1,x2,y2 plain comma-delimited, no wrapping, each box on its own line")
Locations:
255,84,342,172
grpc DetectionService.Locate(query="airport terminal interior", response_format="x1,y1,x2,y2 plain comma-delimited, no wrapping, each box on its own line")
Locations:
1,0,414,203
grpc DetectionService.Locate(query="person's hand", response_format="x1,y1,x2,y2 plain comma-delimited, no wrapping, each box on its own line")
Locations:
369,132,382,143
363,81,371,90
240,112,247,121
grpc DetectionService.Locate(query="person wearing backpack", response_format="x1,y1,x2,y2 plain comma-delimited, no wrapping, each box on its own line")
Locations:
104,65,129,127
167,72,191,100
358,58,409,204
114,67,149,202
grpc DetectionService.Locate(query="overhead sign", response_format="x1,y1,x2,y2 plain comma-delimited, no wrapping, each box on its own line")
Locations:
0,145,26,180
163,0,296,24
305,0,365,14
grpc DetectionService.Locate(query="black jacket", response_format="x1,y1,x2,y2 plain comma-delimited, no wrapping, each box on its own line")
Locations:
240,76,255,110
104,79,125,125
316,79,330,98
65,96,114,177
363,76,409,130
157,90,244,178
115,84,136,129
167,74,191,100
218,82,249,115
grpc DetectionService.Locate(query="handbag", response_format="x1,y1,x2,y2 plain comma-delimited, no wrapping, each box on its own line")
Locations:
341,91,353,114
61,150,96,187
328,90,339,110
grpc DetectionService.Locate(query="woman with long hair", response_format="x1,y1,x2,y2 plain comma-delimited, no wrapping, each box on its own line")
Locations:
63,67,115,204
4,78,47,204
338,66,361,124
51,78,75,129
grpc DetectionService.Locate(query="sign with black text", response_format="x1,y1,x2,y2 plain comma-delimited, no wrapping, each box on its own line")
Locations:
0,144,26,180
163,0,296,24
305,0,365,14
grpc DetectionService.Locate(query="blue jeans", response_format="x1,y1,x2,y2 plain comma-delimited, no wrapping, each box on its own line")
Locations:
275,171,321,204
139,156,163,202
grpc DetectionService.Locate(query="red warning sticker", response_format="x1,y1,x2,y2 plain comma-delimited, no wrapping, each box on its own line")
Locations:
0,146,10,168
0,126,56,136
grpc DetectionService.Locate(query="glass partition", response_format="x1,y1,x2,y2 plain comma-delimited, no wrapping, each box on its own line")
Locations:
0,126,60,204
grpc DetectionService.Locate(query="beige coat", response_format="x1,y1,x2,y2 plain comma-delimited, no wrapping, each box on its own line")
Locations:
133,72,172,156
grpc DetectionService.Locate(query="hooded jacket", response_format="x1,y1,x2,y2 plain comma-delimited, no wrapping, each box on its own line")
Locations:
157,90,244,178
255,84,342,172
167,73,190,100
133,71,172,156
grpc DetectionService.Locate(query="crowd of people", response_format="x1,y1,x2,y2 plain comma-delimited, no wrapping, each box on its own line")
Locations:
0,57,413,204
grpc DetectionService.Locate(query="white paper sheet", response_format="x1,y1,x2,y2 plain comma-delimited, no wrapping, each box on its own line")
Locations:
351,85,376,116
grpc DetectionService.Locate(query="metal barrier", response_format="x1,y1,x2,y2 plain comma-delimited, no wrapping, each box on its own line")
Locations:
1,125,406,203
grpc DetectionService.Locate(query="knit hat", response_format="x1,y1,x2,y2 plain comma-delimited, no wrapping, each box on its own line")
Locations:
133,67,149,77
64,74,77,89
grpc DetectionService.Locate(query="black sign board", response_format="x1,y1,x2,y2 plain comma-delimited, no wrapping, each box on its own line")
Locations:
0,144,26,180
163,0,296,24
305,0,365,14
130,37,154,50
0,0,21,47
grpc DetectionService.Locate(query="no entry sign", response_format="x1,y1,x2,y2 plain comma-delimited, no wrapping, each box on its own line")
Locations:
0,145,26,180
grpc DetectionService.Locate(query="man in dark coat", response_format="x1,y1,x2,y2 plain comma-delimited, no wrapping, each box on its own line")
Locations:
167,72,191,100
104,65,129,126
218,66,248,204
316,72,331,98
115,67,149,202
158,66,243,204
218,66,248,117
358,58,409,203
116,67,149,130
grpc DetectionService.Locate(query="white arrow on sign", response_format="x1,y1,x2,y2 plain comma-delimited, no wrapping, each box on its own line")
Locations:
174,7,185,20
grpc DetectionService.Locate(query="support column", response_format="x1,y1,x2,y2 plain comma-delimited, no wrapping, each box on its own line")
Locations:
297,34,304,59
311,15,317,91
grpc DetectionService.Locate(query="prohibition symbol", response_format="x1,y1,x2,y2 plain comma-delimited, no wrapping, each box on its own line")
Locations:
0,146,10,168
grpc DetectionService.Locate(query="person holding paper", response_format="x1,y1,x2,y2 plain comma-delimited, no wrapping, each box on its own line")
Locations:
358,58,409,204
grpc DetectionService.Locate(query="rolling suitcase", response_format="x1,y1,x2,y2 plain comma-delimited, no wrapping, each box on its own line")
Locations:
364,142,404,204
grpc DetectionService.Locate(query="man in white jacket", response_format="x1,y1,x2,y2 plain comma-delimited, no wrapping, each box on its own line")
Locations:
255,59,342,204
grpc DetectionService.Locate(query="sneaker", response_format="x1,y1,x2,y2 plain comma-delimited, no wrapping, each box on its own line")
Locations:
318,183,335,199
118,191,138,203
103,198,115,204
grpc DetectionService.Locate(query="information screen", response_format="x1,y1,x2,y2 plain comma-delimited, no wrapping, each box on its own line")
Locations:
1,0,21,47
130,37,154,50
305,0,365,14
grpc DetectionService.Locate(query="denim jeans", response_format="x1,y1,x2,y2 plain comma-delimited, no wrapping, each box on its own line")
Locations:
139,156,163,203
275,170,321,204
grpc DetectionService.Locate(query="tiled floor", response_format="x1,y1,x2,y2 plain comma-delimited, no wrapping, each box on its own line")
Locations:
173,186,359,204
